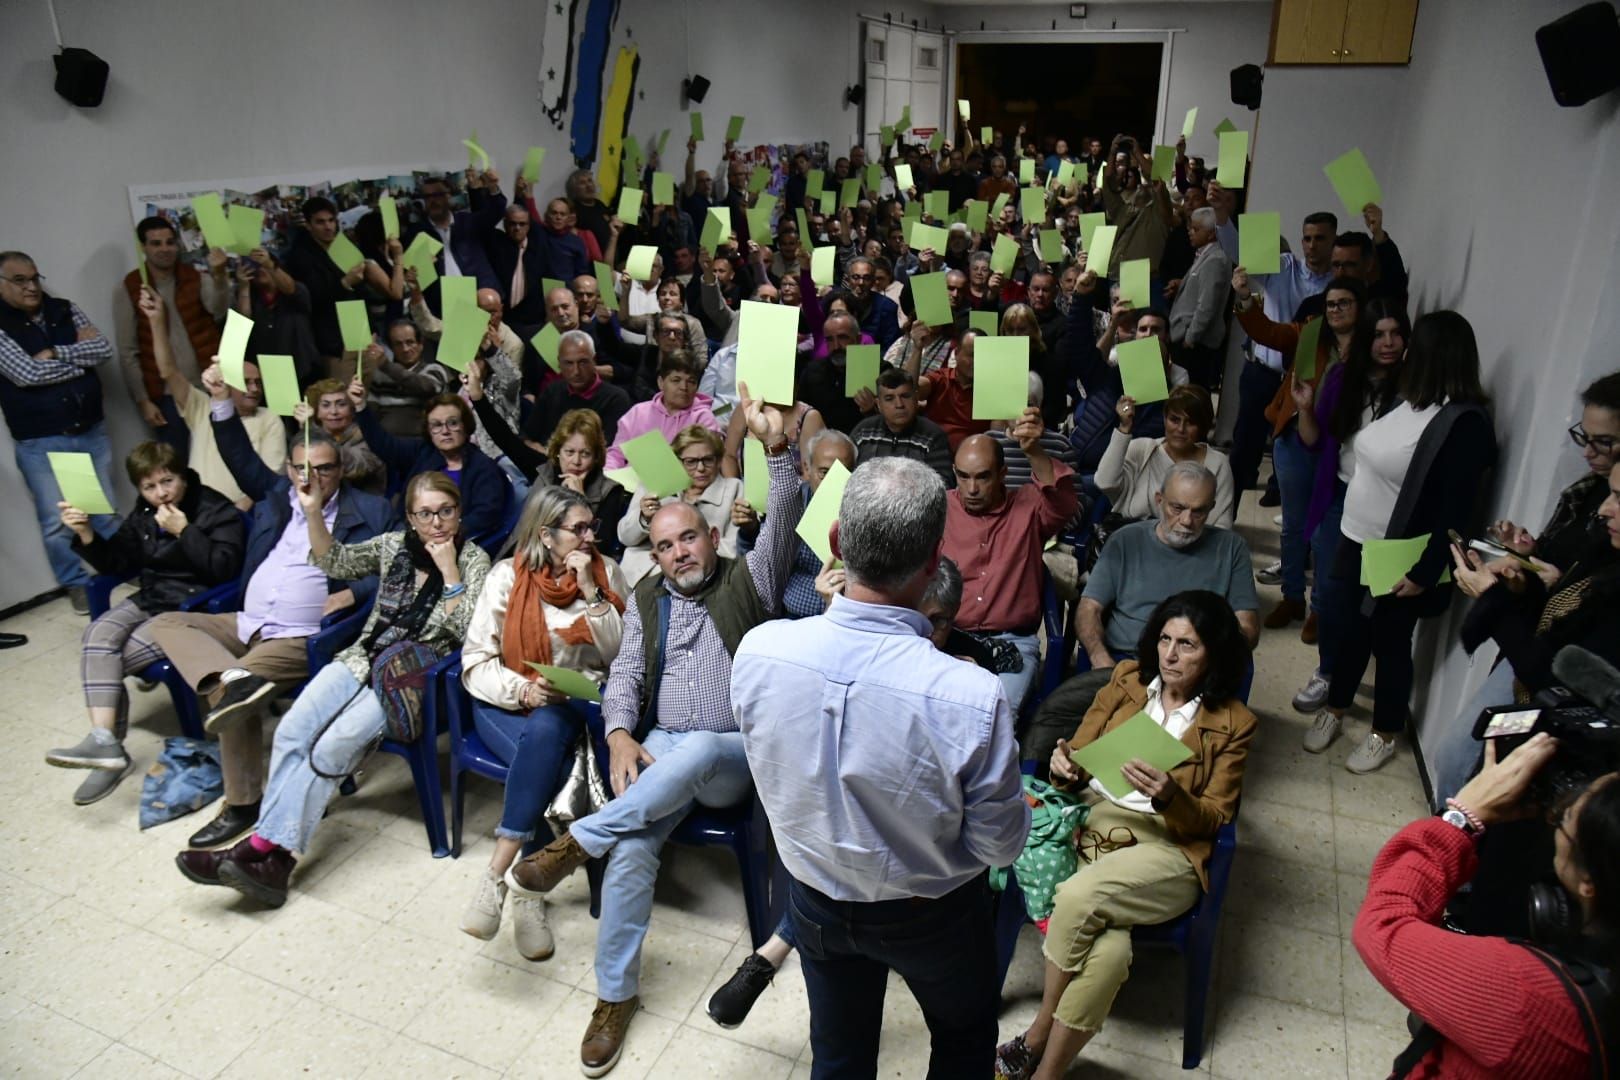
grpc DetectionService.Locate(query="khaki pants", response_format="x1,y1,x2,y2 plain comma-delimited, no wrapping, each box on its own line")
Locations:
146,611,309,806
1043,800,1201,1033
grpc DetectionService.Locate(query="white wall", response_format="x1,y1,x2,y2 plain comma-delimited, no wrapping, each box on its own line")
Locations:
0,0,865,609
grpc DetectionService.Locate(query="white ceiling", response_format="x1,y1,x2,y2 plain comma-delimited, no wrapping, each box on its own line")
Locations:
927,1,1267,5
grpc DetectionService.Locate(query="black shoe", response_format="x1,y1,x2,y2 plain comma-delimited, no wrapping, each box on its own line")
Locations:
188,800,261,848
706,953,777,1028
0,632,26,649
1258,485,1281,508
205,674,276,734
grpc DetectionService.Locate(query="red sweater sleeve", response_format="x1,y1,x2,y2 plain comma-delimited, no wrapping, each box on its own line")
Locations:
1351,818,1590,1077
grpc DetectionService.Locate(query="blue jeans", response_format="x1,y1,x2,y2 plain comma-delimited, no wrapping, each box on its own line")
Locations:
992,631,1042,716
1309,483,1349,675
14,422,120,588
791,875,998,1080
1430,660,1518,809
570,727,753,1001
1229,360,1283,498
1272,428,1319,603
472,699,599,843
257,662,385,853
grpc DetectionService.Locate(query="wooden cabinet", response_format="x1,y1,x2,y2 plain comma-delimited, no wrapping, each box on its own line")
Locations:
1269,0,1418,65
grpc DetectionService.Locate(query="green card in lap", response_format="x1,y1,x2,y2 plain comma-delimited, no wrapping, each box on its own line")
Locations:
524,663,603,703
1070,712,1195,801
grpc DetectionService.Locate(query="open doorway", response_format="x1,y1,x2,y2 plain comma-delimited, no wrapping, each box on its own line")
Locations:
954,41,1163,157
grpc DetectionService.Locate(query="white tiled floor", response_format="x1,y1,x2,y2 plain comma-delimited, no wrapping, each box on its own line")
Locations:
0,492,1428,1078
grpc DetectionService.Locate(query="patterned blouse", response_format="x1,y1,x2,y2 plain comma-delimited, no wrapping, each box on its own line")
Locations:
313,530,490,684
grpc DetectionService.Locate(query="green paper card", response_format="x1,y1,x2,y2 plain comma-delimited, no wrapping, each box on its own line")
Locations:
981,126,992,144
928,131,944,153
621,430,692,498
531,322,562,372
796,209,813,248
1117,337,1169,404
218,309,254,391
1238,212,1282,275
524,662,603,703
463,134,490,170
437,301,489,373
1151,145,1177,184
972,335,1030,421
965,200,988,233
135,232,148,286
229,206,264,256
795,460,851,565
1323,147,1384,217
1086,224,1117,275
1119,258,1153,310
594,262,619,311
1182,107,1199,140
1361,535,1434,597
970,310,999,336
625,245,658,281
735,299,799,405
336,300,372,353
701,207,732,253
902,202,921,232
805,170,825,200
1019,158,1036,185
603,466,639,491
258,354,301,415
1070,711,1195,800
910,221,950,254
748,165,770,196
1217,130,1249,189
47,451,114,515
991,192,1011,221
657,129,670,155
1078,212,1107,254
897,104,911,131
811,246,836,288
880,124,895,148
924,190,949,222
726,115,746,142
1020,186,1047,226
690,112,704,141
1038,229,1065,264
958,98,971,120
839,178,862,211
522,146,546,183
865,163,882,194
1294,316,1323,381
743,438,769,515
819,191,836,216
1057,161,1077,187
845,344,880,398
652,171,675,207
1213,117,1237,136
895,164,914,192
910,272,953,328
542,278,565,300
441,276,477,318
622,135,643,176
325,232,365,273
617,186,643,224
746,204,775,244
190,193,234,251
990,233,1020,276
401,231,442,276
380,195,400,240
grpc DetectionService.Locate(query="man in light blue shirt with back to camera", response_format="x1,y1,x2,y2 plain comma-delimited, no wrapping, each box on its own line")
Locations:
732,456,1030,1080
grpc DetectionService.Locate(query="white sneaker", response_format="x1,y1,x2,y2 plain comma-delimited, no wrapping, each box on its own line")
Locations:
1303,709,1342,753
1292,672,1331,713
1347,732,1397,774
1256,560,1283,586
460,868,506,940
512,894,554,960
1273,513,1284,526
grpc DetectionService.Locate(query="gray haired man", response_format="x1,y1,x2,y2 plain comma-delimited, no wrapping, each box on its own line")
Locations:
1167,206,1234,386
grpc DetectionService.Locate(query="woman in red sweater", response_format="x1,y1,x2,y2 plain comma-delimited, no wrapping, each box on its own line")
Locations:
1353,734,1617,1078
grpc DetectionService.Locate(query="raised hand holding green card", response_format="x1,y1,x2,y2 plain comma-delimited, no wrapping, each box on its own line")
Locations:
1020,186,1047,226
909,272,953,328
625,245,657,281
1119,259,1153,310
726,115,745,142
1217,130,1249,189
795,460,852,565
1293,317,1323,381
218,309,254,391
1085,224,1117,275
1070,712,1195,800
380,195,400,241
595,262,619,311
48,452,115,515
229,206,265,256
845,344,880,398
1323,148,1384,218
1019,159,1036,185
621,431,692,498
617,186,643,225
190,193,234,251
1116,337,1169,404
325,232,365,273
990,233,1020,276
531,323,563,372
735,299,798,405
337,300,372,353
522,146,546,184
811,246,836,289
652,171,675,207
970,310,999,336
258,354,301,416
1151,145,1177,184
690,112,704,141
972,336,1030,421
1237,212,1281,275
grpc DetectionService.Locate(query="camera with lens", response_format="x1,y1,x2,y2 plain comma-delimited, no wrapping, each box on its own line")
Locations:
1472,684,1620,808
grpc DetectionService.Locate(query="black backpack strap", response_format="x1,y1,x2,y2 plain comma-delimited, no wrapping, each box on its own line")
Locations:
1520,944,1611,1080
1388,1023,1442,1079
632,591,671,744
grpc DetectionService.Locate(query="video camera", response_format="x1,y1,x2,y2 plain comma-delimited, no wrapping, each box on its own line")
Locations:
1471,645,1620,807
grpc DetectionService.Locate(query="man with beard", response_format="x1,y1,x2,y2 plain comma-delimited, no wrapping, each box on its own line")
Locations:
499,388,801,1077
1020,461,1259,770
797,311,881,434
842,256,900,351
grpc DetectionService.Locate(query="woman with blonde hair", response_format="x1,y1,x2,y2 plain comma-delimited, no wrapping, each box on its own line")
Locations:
295,378,384,493
618,425,751,585
458,484,628,958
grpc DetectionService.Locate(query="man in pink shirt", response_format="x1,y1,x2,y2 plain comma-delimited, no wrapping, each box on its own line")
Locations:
942,409,1078,711
604,352,723,469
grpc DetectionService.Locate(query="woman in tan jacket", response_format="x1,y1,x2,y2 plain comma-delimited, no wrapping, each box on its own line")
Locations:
457,485,628,961
996,590,1255,1080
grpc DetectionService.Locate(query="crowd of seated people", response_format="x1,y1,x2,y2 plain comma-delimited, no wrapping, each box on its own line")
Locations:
4,109,1618,1079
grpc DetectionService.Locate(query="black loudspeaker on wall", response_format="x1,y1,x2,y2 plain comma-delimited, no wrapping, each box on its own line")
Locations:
1536,2,1620,107
54,46,109,108
1229,64,1263,111
683,74,710,104
845,85,864,107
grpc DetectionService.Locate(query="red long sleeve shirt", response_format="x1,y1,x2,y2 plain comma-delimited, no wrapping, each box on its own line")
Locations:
1351,818,1591,1078
943,460,1077,635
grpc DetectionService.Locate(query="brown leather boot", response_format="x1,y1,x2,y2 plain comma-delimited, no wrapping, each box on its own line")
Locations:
580,996,639,1077
1264,597,1306,629
218,845,296,907
506,832,590,896
175,835,266,886
1300,611,1319,645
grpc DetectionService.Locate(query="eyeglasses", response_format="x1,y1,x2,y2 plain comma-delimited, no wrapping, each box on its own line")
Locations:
1324,298,1356,311
298,462,341,477
846,272,874,283
1569,423,1618,454
409,506,461,524
680,454,719,469
2,273,44,288
552,519,600,538
427,419,464,433
1078,826,1138,863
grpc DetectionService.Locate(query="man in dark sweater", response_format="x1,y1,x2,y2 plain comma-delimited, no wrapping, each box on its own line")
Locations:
519,330,630,452
850,368,953,486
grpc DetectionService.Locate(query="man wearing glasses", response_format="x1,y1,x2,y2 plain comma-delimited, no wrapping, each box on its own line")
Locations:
0,252,119,614
144,418,396,850
842,255,901,351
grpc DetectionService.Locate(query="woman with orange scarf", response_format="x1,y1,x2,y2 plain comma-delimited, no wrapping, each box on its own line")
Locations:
457,485,628,961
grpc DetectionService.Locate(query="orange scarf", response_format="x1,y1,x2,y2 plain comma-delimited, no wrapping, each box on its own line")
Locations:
501,552,625,678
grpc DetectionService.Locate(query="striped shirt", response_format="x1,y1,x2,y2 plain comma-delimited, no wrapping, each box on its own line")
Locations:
0,301,112,386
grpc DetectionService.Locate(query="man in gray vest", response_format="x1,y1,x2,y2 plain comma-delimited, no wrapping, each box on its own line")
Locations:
502,384,801,1077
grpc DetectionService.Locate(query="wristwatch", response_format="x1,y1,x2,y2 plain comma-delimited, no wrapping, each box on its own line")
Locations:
1439,805,1484,838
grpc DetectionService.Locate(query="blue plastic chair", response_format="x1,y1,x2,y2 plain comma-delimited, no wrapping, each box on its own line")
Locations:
1038,570,1073,703
468,476,521,556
